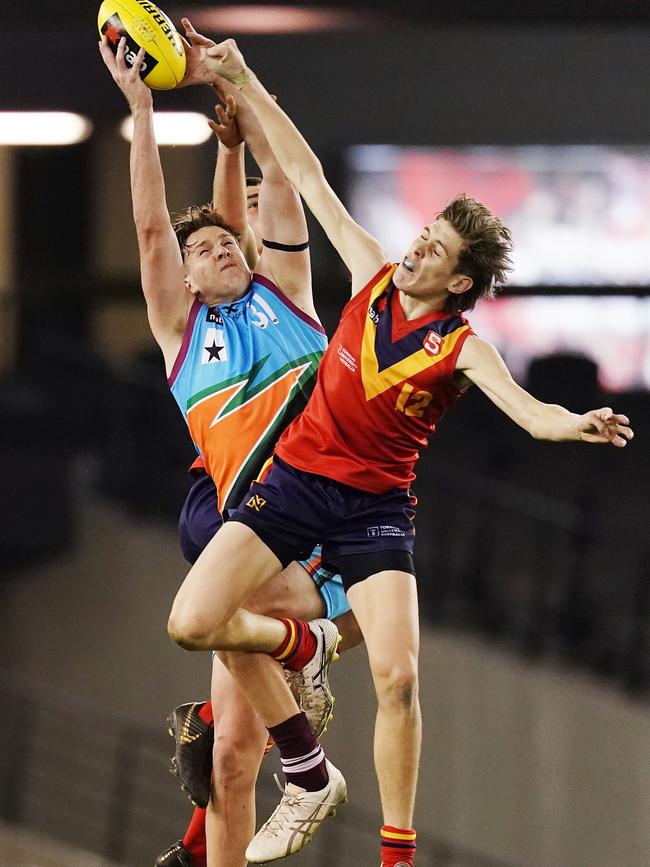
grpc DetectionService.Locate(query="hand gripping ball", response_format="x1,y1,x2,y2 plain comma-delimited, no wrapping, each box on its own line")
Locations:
98,0,186,90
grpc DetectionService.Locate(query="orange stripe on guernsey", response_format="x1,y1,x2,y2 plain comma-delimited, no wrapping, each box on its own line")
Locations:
275,618,298,661
360,266,469,401
187,363,310,513
382,829,417,842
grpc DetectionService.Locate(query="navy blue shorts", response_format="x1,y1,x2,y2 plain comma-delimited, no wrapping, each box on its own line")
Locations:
178,470,350,619
229,457,416,590
178,471,224,565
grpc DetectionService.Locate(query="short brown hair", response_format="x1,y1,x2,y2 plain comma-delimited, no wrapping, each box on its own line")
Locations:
439,195,513,312
172,203,241,257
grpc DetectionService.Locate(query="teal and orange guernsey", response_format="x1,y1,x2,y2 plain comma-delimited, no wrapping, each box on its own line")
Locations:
169,274,327,515
275,263,474,493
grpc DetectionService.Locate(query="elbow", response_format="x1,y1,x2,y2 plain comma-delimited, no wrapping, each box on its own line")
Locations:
136,222,170,248
520,406,548,441
527,405,572,442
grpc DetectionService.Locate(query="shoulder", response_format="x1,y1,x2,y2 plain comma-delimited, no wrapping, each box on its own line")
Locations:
455,334,499,370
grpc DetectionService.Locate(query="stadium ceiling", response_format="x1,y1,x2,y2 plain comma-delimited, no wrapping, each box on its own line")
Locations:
1,0,647,120
12,0,650,28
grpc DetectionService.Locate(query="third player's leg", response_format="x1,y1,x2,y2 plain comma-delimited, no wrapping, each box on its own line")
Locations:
206,655,268,867
346,570,421,829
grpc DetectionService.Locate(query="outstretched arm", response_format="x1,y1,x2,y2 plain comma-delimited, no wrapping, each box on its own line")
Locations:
209,92,259,268
181,23,387,295
456,336,634,447
98,36,188,373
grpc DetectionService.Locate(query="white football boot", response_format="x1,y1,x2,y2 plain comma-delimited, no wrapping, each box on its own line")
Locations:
284,618,341,738
245,759,347,862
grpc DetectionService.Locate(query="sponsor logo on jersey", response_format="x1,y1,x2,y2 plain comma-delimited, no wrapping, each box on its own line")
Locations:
202,328,227,364
222,303,242,320
423,329,442,357
246,494,267,511
337,343,358,373
206,307,223,325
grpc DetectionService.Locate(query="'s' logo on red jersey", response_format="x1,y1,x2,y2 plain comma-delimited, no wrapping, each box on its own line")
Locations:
423,330,442,357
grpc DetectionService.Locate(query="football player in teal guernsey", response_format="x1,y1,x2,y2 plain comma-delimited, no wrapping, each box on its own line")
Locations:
99,36,361,867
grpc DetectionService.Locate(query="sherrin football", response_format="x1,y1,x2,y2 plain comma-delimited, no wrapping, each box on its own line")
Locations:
98,0,186,90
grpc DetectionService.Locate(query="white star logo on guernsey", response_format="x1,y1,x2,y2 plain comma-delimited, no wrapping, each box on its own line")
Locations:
202,328,227,364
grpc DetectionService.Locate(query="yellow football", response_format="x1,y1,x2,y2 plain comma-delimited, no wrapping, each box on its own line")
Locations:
98,0,186,90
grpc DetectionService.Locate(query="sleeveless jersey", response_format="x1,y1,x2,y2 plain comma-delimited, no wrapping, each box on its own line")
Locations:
169,274,327,514
276,263,474,493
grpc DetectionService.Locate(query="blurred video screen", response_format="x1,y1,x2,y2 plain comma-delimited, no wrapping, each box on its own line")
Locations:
345,145,650,391
345,145,650,287
468,296,650,392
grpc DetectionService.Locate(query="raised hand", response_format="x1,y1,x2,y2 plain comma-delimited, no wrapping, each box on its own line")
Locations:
176,17,220,87
208,92,243,149
205,37,250,84
577,408,634,447
180,18,251,87
98,35,152,111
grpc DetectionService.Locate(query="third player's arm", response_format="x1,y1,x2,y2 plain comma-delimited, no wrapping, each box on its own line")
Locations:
209,94,259,268
227,82,316,314
456,336,634,447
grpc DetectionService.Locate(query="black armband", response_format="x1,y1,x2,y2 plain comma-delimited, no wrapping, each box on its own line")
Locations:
262,238,309,252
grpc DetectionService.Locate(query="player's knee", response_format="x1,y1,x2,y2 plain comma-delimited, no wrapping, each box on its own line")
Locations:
212,730,263,790
374,658,419,712
167,605,226,650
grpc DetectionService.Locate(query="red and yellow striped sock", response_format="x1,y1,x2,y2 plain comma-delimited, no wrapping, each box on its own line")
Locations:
380,825,416,866
270,618,317,672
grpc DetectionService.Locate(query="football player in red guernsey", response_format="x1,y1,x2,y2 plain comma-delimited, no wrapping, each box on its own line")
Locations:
170,24,635,866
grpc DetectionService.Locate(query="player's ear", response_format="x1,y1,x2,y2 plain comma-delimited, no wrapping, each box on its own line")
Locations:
448,274,473,297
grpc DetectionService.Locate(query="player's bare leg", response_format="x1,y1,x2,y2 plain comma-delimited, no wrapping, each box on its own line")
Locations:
164,562,361,864
205,656,268,867
168,523,289,654
347,570,421,865
169,527,347,861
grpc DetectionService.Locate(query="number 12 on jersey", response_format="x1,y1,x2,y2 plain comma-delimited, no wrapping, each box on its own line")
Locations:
395,383,433,418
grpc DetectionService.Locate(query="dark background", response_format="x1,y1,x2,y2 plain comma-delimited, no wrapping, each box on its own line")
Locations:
0,2,648,865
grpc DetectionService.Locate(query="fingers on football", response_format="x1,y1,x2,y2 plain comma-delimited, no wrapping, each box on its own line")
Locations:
132,46,147,75
98,35,115,68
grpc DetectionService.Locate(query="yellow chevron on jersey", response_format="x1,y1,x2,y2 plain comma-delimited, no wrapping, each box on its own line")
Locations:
275,262,475,493
360,267,471,401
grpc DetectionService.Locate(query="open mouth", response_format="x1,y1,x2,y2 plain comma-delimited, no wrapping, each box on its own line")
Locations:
402,257,415,273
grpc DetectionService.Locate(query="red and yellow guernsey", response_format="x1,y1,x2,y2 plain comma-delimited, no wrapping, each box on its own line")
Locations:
276,263,474,492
